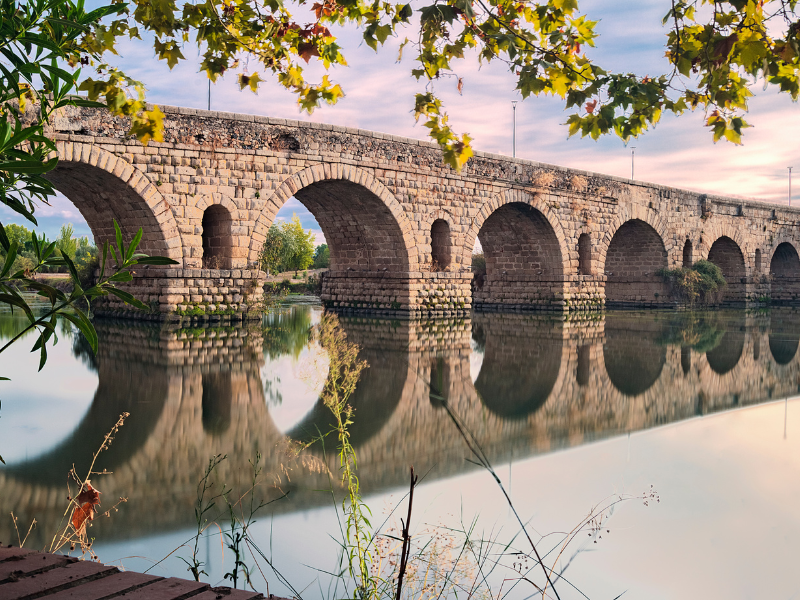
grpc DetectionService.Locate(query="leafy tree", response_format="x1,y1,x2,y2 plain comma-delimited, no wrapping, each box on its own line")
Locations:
3,224,33,250
67,0,797,170
259,215,317,274
313,244,330,269
56,223,78,258
258,225,285,276
281,215,316,271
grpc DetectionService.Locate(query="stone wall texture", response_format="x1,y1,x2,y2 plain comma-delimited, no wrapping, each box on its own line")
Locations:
45,104,800,316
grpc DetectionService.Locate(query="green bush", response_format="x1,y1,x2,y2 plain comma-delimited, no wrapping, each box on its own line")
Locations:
658,259,726,305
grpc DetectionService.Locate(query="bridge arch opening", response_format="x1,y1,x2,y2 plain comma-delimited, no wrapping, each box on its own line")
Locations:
285,180,410,273
430,219,452,271
473,203,563,309
707,236,746,304
604,219,669,307
770,242,800,304
578,233,592,275
44,157,178,259
683,240,693,267
202,205,234,269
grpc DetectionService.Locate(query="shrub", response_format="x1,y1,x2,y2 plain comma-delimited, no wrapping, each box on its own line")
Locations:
658,259,726,305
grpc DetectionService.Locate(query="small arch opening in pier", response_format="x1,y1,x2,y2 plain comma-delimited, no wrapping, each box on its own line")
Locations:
202,372,232,435
202,204,234,269
430,219,452,271
578,233,592,275
429,357,450,407
604,219,669,306
755,248,762,273
683,240,693,268
576,344,590,386
707,236,746,304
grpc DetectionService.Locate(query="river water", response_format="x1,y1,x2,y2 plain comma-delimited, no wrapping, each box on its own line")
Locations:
1,303,799,599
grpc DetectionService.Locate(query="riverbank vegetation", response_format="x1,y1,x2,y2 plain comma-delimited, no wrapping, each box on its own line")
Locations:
658,260,727,305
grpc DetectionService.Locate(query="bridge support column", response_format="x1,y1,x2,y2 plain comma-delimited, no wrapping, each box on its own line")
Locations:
93,268,266,320
322,271,473,317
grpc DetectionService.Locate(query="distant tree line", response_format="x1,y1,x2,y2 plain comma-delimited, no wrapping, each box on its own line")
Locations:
1,223,98,280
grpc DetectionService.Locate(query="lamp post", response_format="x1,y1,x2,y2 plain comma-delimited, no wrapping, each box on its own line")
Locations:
630,146,637,180
208,79,211,111
511,101,518,158
789,166,794,207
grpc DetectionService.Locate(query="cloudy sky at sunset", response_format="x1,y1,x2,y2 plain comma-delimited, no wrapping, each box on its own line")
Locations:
3,0,799,243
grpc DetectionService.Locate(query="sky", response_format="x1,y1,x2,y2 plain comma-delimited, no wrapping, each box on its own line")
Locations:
3,0,799,244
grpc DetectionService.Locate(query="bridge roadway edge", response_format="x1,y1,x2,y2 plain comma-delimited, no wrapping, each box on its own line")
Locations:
44,103,800,319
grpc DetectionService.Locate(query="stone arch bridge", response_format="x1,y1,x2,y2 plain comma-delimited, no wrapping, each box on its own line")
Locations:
47,104,800,316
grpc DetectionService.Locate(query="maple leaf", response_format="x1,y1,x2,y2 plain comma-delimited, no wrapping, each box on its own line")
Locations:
298,42,320,63
71,482,101,535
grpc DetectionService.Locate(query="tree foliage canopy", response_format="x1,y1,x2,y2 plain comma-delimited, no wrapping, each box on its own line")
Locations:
68,0,800,169
259,214,317,273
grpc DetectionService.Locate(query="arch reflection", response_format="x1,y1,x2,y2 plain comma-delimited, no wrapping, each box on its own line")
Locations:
706,315,746,375
603,313,666,396
472,316,562,419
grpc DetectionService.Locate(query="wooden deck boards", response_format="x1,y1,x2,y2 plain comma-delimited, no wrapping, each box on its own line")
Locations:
0,544,271,600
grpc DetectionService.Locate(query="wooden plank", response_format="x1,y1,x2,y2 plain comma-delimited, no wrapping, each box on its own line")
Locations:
0,553,75,583
0,559,116,600
191,587,264,599
112,577,209,599
43,571,164,600
0,546,35,562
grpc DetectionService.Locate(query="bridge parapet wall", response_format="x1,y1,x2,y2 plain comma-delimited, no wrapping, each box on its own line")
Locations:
43,104,800,315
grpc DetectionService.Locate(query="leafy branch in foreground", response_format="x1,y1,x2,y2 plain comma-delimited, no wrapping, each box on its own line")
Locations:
0,219,178,376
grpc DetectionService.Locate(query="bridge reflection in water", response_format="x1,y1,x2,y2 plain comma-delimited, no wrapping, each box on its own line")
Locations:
2,307,800,547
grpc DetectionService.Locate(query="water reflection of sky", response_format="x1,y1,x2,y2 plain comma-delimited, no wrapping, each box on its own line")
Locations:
0,321,98,464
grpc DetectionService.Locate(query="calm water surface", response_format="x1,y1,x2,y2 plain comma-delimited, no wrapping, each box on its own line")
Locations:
1,304,799,599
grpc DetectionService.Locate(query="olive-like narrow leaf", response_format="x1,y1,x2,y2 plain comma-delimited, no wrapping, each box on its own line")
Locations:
134,256,180,265
60,309,98,354
1,242,18,278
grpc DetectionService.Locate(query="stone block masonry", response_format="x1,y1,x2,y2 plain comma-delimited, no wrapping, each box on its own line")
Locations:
44,104,800,318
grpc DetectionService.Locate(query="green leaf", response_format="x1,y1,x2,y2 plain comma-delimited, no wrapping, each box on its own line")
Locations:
114,220,125,261
1,242,18,278
106,286,149,310
60,309,98,354
134,256,180,265
126,227,143,261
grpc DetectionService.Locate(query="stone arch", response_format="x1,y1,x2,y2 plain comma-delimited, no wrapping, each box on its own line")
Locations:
596,204,672,269
201,204,234,269
706,235,747,304
769,240,800,304
465,189,567,309
428,211,454,271
248,164,416,271
578,233,592,275
46,141,182,262
601,217,670,306
683,239,693,267
462,189,568,270
769,332,799,365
